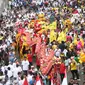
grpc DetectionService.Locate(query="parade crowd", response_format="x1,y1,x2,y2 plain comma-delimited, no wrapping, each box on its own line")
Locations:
0,0,85,85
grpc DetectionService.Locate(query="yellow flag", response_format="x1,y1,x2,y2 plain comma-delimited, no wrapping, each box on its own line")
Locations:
50,30,56,42
80,52,85,63
64,28,68,33
48,21,57,30
72,35,78,45
80,38,84,47
57,31,66,43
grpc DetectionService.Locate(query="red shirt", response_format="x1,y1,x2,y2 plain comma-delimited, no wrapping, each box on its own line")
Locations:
27,54,32,62
36,58,40,66
60,63,65,74
66,35,72,42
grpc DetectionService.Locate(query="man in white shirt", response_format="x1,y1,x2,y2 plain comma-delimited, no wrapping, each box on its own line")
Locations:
55,49,61,57
18,75,24,85
27,70,34,83
1,65,5,75
7,62,13,72
7,67,13,79
13,64,22,78
2,43,7,51
21,57,29,76
5,79,11,85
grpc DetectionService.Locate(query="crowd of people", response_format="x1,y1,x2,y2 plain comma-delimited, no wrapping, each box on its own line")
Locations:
0,0,85,85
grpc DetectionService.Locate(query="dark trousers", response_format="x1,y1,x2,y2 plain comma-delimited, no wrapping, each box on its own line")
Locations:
23,70,28,76
47,79,51,85
71,70,79,79
29,62,33,69
37,65,40,70
60,73,65,82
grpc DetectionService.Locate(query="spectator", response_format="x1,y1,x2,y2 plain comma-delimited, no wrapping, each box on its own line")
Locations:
59,41,66,52
60,61,66,82
7,67,13,79
18,75,24,85
21,56,29,76
27,49,33,69
70,57,80,80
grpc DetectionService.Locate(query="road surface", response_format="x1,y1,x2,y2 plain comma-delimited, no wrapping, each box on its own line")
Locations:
67,64,84,85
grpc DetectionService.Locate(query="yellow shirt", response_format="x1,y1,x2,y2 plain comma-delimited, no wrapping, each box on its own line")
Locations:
52,45,57,50
80,52,85,62
70,61,77,70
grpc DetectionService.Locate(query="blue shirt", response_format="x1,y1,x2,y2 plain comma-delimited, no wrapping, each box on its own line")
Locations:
29,80,35,85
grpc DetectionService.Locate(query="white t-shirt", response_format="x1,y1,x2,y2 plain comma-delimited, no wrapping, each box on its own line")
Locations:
13,63,16,68
7,64,14,72
36,0,43,5
2,44,7,51
0,83,3,85
7,70,13,78
1,66,5,74
64,59,69,66
27,74,33,82
0,45,3,49
17,66,22,73
19,80,24,85
55,49,61,57
22,60,29,71
63,49,68,56
8,36,12,43
9,1,12,6
13,79,19,85
13,67,19,78
5,80,11,85
13,66,22,78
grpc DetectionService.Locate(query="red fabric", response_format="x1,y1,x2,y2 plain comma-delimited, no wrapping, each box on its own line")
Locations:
60,63,65,74
73,10,78,14
34,22,41,32
39,48,54,75
27,54,32,62
35,75,40,82
16,22,21,26
25,32,32,45
44,1,48,4
35,75,43,85
66,36,72,42
19,23,22,28
24,21,28,25
23,78,29,85
18,28,25,34
33,33,38,37
35,37,41,53
32,44,36,55
35,27,41,32
36,58,40,66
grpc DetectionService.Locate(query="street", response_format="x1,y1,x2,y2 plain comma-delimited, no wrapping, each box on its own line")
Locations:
67,64,84,85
